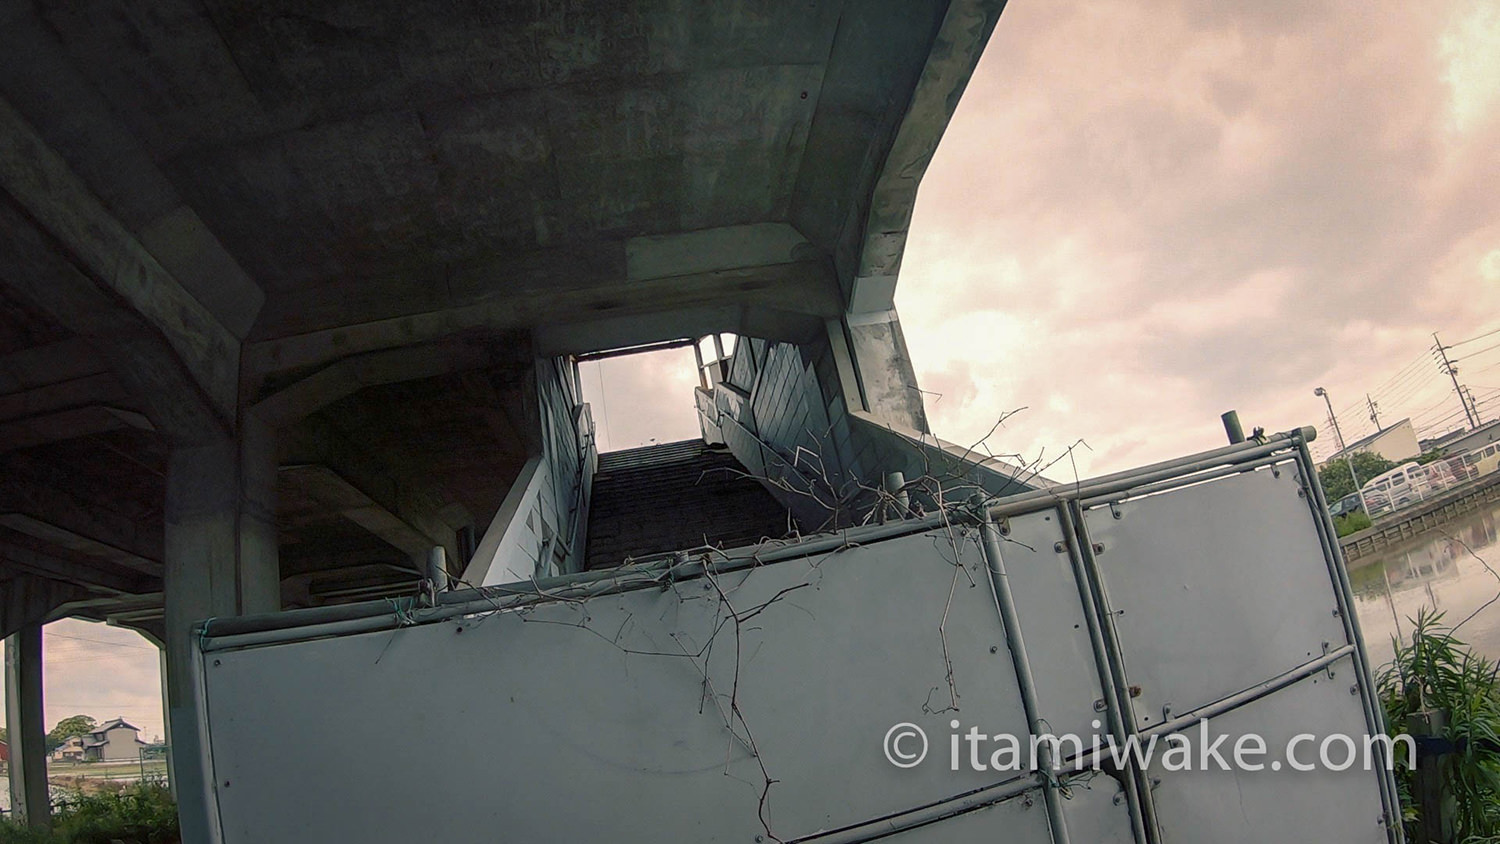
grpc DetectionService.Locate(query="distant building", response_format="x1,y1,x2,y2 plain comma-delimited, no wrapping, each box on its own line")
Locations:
1420,419,1500,457
52,718,147,763
52,734,86,762
1325,418,1421,465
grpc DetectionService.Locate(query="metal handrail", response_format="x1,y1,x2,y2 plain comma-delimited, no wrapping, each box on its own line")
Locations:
200,428,1315,648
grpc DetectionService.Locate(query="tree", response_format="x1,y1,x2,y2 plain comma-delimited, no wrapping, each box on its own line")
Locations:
46,714,97,754
1318,452,1398,501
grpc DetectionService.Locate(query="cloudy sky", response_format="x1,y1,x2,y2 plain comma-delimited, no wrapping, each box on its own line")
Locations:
588,0,1500,476
0,618,165,746
5,0,1499,750
896,0,1500,473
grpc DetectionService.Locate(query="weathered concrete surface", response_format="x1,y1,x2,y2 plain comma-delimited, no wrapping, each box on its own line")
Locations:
0,2,1003,819
0,0,999,371
4,625,50,828
848,313,933,434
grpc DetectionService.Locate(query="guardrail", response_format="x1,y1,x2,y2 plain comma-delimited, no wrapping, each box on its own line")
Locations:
1341,470,1500,562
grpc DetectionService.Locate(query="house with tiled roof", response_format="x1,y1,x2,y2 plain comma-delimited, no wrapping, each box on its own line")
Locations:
51,718,147,763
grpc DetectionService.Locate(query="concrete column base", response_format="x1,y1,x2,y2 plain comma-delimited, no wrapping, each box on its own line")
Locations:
4,624,50,828
162,415,280,843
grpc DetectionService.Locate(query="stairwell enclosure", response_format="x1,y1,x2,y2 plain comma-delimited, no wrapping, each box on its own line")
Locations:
698,328,1048,532
464,356,596,587
189,429,1400,843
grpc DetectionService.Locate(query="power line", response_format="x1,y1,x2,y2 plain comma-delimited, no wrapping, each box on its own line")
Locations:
1450,325,1500,347
1407,394,1458,424
1374,372,1445,415
1338,355,1432,417
1454,340,1500,362
1367,354,1436,397
1415,405,1472,436
44,631,156,651
1434,332,1480,429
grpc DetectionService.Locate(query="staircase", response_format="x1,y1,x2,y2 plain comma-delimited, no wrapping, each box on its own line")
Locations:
584,439,794,570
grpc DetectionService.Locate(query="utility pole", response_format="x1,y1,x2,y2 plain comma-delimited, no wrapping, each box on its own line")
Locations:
1366,393,1382,432
1463,386,1485,426
1316,387,1348,453
1433,332,1479,429
1315,386,1367,513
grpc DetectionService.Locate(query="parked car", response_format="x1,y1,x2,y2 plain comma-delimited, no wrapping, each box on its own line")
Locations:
1328,493,1364,518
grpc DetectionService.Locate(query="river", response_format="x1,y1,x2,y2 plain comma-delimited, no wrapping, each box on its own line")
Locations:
1349,499,1500,670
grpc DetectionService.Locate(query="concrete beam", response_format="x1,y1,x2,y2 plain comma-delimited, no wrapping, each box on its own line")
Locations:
623,223,816,281
4,624,49,828
282,416,466,562
0,533,144,595
0,339,109,395
250,340,498,428
0,7,264,338
1,572,88,643
0,197,229,444
0,405,154,452
245,258,841,373
0,96,240,439
280,464,442,561
534,302,827,357
0,514,161,579
0,372,127,421
0,457,165,574
847,0,1005,312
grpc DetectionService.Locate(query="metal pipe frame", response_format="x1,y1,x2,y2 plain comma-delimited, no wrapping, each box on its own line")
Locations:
1056,504,1152,844
1139,645,1356,742
1065,501,1164,843
202,428,1319,646
1077,454,1295,508
985,435,1302,520
788,777,1039,844
977,509,1071,844
1292,440,1405,843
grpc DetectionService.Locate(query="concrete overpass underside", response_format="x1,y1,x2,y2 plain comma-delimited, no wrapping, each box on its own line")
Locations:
0,0,1006,831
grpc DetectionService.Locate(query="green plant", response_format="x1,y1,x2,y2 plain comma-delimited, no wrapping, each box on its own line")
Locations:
1335,510,1372,537
0,821,55,844
1378,609,1500,842
44,717,96,756
0,779,178,844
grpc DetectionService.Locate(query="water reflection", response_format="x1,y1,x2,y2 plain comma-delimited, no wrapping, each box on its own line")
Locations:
1351,501,1500,670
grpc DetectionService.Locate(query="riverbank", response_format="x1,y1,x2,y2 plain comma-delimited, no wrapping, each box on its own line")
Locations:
1340,470,1500,563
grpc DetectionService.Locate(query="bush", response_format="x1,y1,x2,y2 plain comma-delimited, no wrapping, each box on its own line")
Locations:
0,779,178,844
1334,511,1372,537
1377,610,1500,843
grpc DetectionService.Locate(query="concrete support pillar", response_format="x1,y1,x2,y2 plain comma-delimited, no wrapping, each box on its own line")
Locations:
4,624,49,828
162,415,279,843
844,312,930,434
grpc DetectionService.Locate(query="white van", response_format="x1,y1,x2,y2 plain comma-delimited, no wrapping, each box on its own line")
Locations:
1360,461,1436,516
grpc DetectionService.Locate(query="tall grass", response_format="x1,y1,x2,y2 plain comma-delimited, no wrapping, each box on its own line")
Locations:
1377,609,1500,842
1335,510,1373,537
0,779,178,844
